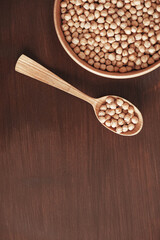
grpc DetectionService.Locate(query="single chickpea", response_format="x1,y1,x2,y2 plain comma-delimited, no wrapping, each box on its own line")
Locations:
116,98,123,106
78,51,85,59
72,37,79,45
100,104,107,111
108,53,116,61
115,107,122,114
100,64,106,70
141,55,149,63
106,97,114,104
113,114,119,120
105,120,111,127
122,102,129,110
128,123,135,131
117,9,125,16
105,115,111,120
119,67,127,73
153,53,160,61
98,116,106,124
101,10,108,17
128,36,135,44
98,111,106,117
150,36,157,45
116,126,123,133
124,114,132,123
88,59,94,65
107,109,116,116
139,45,145,53
131,116,139,124
66,35,72,42
118,118,125,126
110,102,117,109
119,112,125,119
111,119,118,128
116,47,123,55
148,57,154,65
122,125,128,132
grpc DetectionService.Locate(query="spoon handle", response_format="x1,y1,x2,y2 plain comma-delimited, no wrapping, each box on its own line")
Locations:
15,55,95,105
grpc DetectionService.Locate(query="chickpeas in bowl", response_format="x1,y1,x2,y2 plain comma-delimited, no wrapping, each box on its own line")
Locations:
54,0,160,78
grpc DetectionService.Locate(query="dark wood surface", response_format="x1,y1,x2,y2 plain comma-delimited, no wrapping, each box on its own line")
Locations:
1,0,160,239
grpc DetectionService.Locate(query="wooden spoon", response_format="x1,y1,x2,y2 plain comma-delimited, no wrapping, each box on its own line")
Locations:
15,55,143,136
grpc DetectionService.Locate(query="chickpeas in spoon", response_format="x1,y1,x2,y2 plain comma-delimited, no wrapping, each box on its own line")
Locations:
15,55,143,136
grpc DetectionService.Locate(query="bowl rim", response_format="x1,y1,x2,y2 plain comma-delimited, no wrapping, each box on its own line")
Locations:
53,0,160,79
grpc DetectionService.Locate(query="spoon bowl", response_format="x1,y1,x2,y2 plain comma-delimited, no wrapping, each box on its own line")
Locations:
93,96,143,136
15,55,143,136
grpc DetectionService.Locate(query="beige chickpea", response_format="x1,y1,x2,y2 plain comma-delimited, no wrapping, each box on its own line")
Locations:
66,35,72,42
126,66,132,72
110,102,117,109
141,55,149,63
116,61,123,68
100,104,107,111
107,109,116,116
108,53,116,61
121,34,128,41
98,116,106,124
101,10,108,17
118,118,125,126
150,36,157,45
122,102,129,110
131,116,139,124
106,97,114,104
74,46,80,54
128,106,134,114
116,98,123,107
100,64,106,71
72,37,79,45
141,63,148,68
88,58,94,65
148,57,154,65
111,119,118,128
113,114,119,120
128,123,135,131
148,46,156,55
119,67,127,73
153,53,160,61
139,45,145,53
128,36,135,44
78,51,85,59
124,114,132,122
94,62,100,69
106,16,113,24
115,34,121,41
116,47,122,55
122,125,128,133
105,120,111,127
128,48,135,55
98,110,105,117
116,126,123,133
115,107,122,114
105,114,111,121
128,61,134,67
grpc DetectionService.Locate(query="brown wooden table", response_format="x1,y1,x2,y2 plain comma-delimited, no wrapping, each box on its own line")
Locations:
1,1,160,239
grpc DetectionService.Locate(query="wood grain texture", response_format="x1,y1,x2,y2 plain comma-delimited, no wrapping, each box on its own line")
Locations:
0,0,160,240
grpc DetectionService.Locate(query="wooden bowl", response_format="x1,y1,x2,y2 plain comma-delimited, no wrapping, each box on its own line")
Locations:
54,0,160,79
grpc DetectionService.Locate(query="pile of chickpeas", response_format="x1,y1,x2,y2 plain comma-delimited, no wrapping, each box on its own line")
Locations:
60,0,160,72
98,96,139,133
